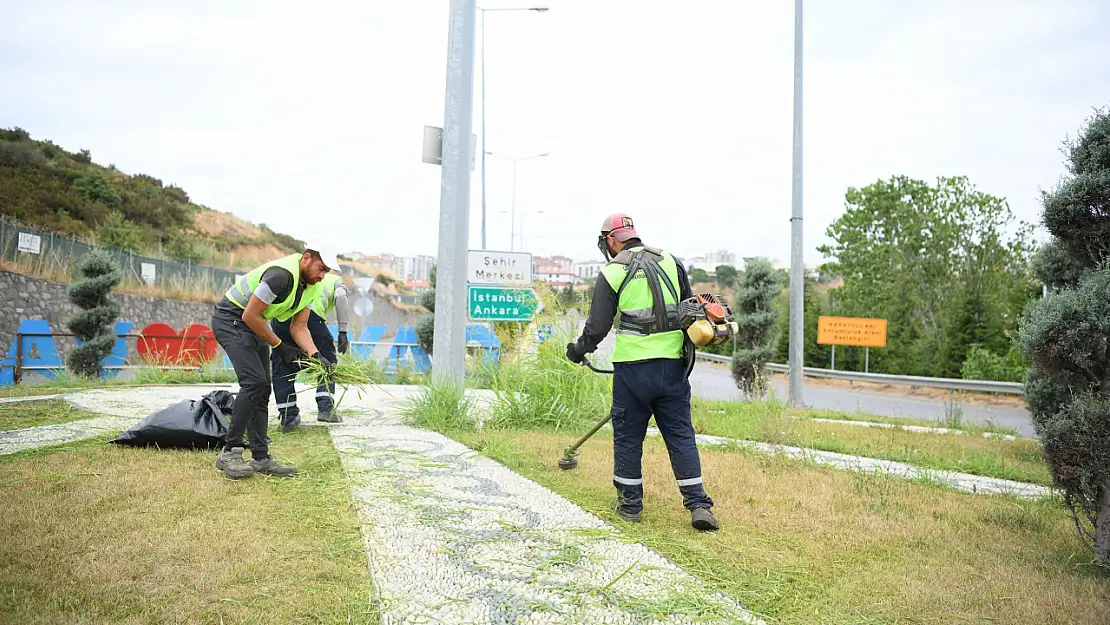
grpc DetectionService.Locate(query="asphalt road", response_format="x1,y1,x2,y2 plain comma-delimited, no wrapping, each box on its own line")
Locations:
552,318,1037,437
689,364,1037,437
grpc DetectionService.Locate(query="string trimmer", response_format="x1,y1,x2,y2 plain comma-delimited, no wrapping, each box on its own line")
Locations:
556,292,737,471
557,356,613,470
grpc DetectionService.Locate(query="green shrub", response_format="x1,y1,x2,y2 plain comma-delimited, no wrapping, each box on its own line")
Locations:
65,251,122,378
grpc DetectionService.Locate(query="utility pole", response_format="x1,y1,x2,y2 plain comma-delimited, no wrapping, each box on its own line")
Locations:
432,0,477,386
787,0,806,407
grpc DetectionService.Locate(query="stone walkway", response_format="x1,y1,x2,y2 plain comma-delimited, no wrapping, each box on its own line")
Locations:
20,384,765,625
807,417,1020,440
652,429,1052,499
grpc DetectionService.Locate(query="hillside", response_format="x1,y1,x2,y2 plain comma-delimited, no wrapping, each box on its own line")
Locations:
0,127,302,270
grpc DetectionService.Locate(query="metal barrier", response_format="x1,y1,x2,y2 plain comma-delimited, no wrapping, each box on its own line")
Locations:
694,352,1025,395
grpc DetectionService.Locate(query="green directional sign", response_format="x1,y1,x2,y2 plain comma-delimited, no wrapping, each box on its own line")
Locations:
468,285,538,322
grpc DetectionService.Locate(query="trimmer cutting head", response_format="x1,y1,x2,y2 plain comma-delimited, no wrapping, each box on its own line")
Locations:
557,453,579,470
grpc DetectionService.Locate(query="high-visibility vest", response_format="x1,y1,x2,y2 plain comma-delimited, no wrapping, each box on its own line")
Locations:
309,273,343,321
222,253,321,322
600,245,684,362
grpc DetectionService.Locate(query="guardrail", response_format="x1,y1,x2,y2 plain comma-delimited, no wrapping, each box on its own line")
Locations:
694,352,1025,395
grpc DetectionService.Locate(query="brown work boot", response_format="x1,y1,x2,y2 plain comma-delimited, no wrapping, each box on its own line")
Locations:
216,447,255,479
250,455,299,477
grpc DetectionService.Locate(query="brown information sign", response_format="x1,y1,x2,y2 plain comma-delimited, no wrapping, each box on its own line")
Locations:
817,316,887,348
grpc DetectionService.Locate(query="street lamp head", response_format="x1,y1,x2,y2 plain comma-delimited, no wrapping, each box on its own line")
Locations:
530,7,550,11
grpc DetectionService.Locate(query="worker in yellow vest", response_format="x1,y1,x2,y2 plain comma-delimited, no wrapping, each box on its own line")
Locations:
270,272,350,432
210,244,340,480
565,214,719,531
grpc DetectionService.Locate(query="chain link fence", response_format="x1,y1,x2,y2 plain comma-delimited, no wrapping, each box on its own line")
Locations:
0,213,241,294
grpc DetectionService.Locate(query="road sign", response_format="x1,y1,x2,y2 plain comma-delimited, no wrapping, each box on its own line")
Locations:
422,125,477,171
468,285,538,321
467,249,532,285
817,316,887,348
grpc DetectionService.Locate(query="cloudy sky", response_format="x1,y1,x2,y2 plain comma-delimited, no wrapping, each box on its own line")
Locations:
3,0,1108,266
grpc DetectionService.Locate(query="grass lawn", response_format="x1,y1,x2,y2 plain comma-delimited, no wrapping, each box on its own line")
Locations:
692,398,1050,486
449,428,1108,625
0,399,99,431
0,427,376,624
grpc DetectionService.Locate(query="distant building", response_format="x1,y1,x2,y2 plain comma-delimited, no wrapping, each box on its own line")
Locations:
533,255,574,275
392,254,435,282
404,280,431,293
573,260,605,282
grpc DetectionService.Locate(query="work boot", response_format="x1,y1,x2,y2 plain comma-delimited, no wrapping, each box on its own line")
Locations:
280,413,301,434
317,409,342,424
613,500,641,523
250,455,299,477
215,447,255,479
691,507,720,531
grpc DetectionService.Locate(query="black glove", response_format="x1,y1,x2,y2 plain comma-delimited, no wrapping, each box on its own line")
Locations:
565,342,584,364
337,331,349,355
310,351,335,372
274,341,305,366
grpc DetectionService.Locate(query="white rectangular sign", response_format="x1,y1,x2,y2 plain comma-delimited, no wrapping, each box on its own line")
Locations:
141,262,156,285
467,250,532,285
17,232,41,254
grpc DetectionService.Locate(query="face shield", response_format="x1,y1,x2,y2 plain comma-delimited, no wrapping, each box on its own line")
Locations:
597,232,613,262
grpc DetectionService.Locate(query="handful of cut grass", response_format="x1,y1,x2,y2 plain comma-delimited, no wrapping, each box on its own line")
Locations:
296,352,386,410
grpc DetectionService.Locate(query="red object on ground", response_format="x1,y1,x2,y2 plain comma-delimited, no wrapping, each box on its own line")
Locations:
137,323,217,365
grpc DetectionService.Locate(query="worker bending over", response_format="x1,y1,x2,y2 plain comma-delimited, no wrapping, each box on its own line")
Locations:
211,245,339,479
271,271,350,431
565,214,719,531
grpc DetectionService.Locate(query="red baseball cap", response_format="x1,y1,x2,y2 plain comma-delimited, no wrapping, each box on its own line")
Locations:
601,213,639,242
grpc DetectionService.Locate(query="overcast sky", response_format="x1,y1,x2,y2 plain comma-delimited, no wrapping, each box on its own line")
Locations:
3,0,1108,266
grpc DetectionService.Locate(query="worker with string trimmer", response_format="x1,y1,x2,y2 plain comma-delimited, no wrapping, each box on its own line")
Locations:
565,213,736,531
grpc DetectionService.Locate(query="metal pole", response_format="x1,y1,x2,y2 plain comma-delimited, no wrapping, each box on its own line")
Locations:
510,159,518,251
787,0,805,407
830,344,835,370
480,9,488,250
865,346,869,373
432,0,477,387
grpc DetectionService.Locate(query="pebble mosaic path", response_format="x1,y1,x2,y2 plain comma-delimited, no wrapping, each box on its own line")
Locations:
18,384,766,624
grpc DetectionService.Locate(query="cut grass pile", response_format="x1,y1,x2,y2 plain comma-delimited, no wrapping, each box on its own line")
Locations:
0,427,376,624
0,399,95,431
454,428,1109,625
692,398,1051,486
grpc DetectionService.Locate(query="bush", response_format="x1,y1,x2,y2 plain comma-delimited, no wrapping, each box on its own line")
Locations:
415,316,435,355
97,211,147,252
960,344,1027,382
65,251,122,378
1018,106,1110,568
732,258,781,397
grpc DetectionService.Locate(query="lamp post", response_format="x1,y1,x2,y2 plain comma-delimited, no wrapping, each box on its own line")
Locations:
787,0,805,407
486,150,548,251
478,5,549,250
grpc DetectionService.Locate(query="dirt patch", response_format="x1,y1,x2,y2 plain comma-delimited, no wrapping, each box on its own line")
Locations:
193,209,263,239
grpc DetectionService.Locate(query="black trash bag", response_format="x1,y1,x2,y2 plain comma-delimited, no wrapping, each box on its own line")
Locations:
110,390,236,450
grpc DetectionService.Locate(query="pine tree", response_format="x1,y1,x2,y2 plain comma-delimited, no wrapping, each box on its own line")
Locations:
65,250,122,378
731,258,781,397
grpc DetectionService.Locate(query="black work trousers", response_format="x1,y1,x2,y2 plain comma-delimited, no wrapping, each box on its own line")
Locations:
270,313,337,422
211,307,272,460
611,357,714,513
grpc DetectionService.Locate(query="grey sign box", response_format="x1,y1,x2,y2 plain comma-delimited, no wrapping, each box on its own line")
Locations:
422,125,476,170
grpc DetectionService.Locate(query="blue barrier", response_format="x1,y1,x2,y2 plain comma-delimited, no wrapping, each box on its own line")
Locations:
1,321,507,385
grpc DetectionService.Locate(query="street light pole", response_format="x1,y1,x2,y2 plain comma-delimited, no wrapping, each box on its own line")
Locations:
479,6,549,250
432,0,477,387
487,150,548,252
787,0,805,407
